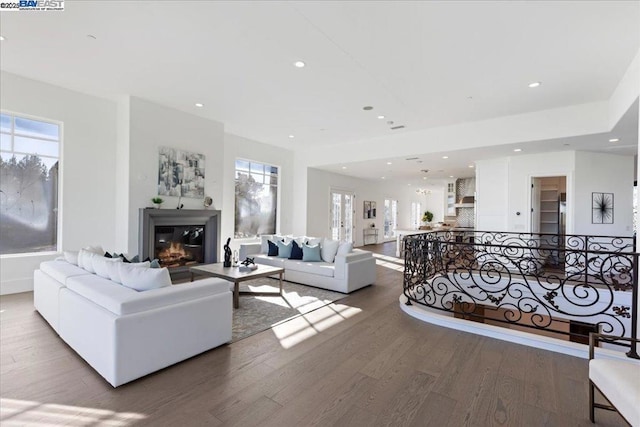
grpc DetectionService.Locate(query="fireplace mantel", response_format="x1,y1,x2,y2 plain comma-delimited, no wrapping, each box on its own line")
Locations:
139,209,221,272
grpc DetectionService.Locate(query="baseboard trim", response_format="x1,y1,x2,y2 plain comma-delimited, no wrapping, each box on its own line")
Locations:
399,294,633,361
1,277,33,295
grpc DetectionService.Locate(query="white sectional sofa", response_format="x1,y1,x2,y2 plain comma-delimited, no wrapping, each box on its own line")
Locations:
34,258,232,387
239,236,376,293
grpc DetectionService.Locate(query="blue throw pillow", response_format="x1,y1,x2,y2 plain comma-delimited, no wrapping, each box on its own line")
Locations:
302,243,322,262
289,240,304,260
267,240,279,256
277,240,292,258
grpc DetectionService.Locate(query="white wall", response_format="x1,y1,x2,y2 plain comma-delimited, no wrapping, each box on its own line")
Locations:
574,151,634,237
124,97,225,255
0,72,118,294
506,151,575,233
222,132,294,252
476,158,509,231
306,168,444,246
476,150,634,237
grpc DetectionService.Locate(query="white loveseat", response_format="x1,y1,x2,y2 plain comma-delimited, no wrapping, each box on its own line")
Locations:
34,258,232,387
239,236,376,293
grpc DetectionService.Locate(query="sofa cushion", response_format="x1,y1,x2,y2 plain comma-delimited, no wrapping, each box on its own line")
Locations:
302,243,322,262
63,251,79,265
107,260,150,284
277,240,292,258
92,256,123,279
66,274,138,315
118,263,172,292
254,254,285,268
40,260,91,285
284,259,335,278
289,240,304,260
260,235,274,254
337,241,354,256
65,275,229,316
321,239,340,263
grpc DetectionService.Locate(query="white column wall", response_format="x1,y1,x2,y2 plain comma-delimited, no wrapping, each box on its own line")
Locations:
475,158,509,231
126,97,225,256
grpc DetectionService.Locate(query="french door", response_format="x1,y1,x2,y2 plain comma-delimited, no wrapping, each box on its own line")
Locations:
330,189,354,242
384,199,398,238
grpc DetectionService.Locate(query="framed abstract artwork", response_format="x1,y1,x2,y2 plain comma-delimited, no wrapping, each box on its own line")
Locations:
158,147,205,198
592,192,613,224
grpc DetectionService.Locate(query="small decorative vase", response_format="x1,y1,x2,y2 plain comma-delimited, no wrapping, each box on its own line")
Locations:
154,203,162,209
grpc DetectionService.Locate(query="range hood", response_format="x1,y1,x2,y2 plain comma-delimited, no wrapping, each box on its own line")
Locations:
454,196,475,208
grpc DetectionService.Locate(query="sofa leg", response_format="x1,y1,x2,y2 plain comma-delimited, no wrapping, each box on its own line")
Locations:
589,381,595,423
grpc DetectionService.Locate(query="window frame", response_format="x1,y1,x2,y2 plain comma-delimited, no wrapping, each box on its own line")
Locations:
0,110,63,257
233,157,280,240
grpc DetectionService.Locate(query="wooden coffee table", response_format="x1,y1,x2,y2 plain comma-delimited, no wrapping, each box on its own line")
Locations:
190,263,284,309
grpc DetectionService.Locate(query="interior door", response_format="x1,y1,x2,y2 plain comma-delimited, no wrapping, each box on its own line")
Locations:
530,177,541,233
384,199,398,238
330,190,354,242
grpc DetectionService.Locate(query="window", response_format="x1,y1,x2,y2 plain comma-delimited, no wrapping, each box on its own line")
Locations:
234,159,278,238
410,202,422,229
0,113,60,255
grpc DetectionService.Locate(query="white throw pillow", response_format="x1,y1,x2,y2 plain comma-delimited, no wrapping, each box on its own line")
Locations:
63,251,79,265
118,263,171,291
83,245,104,255
337,241,353,256
79,250,98,273
92,256,122,279
306,236,323,247
321,239,340,263
108,261,150,284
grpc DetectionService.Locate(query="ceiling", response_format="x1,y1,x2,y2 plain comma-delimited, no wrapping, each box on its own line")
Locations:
1,1,639,184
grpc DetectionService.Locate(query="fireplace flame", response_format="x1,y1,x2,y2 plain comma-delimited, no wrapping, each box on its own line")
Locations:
157,242,192,266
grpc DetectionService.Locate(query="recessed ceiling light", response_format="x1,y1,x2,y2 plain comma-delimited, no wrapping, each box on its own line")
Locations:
341,166,347,170
528,81,541,88
386,162,392,165
442,156,449,159
0,36,5,41
294,61,305,68
423,177,427,180
514,148,522,152
407,184,411,186
288,135,295,139
609,138,620,142
377,115,385,119
468,165,475,168
449,175,454,178
363,106,373,111
195,103,204,107
381,176,385,180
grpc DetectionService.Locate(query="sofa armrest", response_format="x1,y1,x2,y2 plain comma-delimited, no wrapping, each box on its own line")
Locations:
334,249,373,264
239,243,262,261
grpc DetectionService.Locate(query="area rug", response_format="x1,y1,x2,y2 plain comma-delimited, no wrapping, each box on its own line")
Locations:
232,278,345,342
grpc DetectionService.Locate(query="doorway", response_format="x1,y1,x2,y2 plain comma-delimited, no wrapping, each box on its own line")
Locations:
531,176,567,268
330,189,354,242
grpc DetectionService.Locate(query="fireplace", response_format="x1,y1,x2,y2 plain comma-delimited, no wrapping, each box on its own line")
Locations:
139,209,220,276
154,225,205,268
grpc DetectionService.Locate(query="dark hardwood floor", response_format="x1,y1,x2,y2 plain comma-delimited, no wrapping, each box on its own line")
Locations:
0,242,626,426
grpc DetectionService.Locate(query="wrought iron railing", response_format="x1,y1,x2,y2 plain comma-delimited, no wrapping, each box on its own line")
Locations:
403,230,638,358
